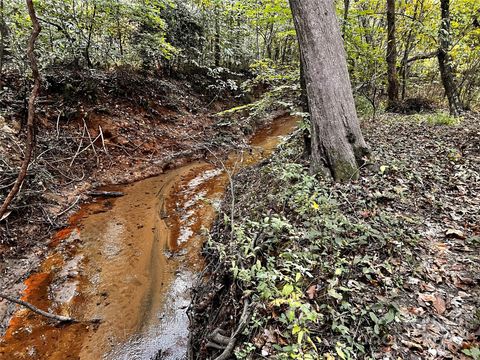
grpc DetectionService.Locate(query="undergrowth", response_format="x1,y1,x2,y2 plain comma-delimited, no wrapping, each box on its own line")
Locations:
202,136,421,359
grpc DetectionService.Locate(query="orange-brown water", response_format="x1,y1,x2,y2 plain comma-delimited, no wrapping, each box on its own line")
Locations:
0,115,298,360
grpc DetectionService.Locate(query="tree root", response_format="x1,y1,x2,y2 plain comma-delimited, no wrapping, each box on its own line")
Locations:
207,299,252,360
0,293,77,323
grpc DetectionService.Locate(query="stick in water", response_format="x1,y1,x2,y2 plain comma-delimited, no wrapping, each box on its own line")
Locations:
0,293,76,323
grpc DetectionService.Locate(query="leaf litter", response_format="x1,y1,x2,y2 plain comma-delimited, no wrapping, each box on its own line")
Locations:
190,112,480,359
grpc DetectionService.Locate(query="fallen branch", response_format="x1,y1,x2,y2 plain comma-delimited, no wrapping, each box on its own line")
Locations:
87,191,124,198
0,293,76,323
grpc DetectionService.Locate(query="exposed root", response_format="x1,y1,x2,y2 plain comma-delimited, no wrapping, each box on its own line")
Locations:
209,299,252,360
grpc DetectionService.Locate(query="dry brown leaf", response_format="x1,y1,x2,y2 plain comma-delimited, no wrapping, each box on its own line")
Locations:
401,340,423,350
406,306,426,316
420,282,436,292
445,228,466,239
306,285,317,300
433,295,446,314
418,293,436,303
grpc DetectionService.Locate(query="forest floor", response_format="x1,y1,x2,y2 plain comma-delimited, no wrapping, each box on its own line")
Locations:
190,111,480,359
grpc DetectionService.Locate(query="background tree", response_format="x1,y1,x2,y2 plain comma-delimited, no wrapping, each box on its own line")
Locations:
289,0,369,181
386,0,399,108
438,0,462,116
0,0,7,76
0,0,478,116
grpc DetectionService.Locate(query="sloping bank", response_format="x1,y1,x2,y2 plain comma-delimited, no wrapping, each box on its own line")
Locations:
189,113,480,359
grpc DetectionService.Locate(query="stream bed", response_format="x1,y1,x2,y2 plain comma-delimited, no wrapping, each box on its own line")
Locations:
0,115,298,360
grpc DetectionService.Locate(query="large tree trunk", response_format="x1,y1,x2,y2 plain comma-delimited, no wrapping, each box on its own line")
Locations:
438,0,462,116
386,0,399,108
0,0,41,220
289,0,369,181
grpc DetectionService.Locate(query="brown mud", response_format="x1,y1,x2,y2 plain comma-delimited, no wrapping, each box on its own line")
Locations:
0,115,298,360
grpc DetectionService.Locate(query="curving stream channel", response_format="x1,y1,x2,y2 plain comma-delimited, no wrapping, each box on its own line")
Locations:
0,115,298,360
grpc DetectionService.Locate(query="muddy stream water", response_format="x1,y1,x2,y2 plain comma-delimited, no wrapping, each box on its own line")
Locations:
0,115,298,360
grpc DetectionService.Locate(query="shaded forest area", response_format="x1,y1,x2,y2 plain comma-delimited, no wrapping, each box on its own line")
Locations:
0,0,479,359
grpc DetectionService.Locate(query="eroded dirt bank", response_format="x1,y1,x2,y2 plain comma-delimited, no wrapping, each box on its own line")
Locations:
0,115,298,359
0,68,252,284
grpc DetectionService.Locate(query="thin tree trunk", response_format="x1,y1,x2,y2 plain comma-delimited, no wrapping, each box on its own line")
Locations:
255,0,260,60
116,1,123,57
0,0,6,76
342,0,350,37
438,0,462,116
289,0,369,181
214,5,221,67
0,0,41,220
386,0,400,108
84,3,96,68
265,23,274,59
400,0,423,100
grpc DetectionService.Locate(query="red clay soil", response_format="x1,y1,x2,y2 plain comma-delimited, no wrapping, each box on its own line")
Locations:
0,69,244,326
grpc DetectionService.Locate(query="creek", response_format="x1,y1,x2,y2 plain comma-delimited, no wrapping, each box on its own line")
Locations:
0,115,298,360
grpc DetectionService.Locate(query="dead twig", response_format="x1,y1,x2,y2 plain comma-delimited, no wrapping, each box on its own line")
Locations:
98,125,108,154
82,117,99,165
69,123,86,168
55,109,62,140
55,195,81,218
0,293,76,323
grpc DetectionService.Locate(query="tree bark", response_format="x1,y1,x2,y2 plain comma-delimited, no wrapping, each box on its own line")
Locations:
299,52,311,159
386,0,400,108
289,0,369,181
438,0,462,116
342,0,350,37
84,2,96,68
214,5,221,67
116,0,123,56
0,0,41,220
0,0,7,76
399,0,423,100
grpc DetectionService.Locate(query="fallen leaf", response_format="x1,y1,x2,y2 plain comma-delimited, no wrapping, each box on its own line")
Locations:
418,293,436,303
306,285,317,300
444,340,459,353
432,296,446,315
359,210,371,218
420,282,436,292
401,340,423,351
0,210,11,221
445,228,466,239
404,306,426,316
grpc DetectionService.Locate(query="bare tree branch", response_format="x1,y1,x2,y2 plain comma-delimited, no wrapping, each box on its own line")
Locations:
0,0,41,220
406,51,439,63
